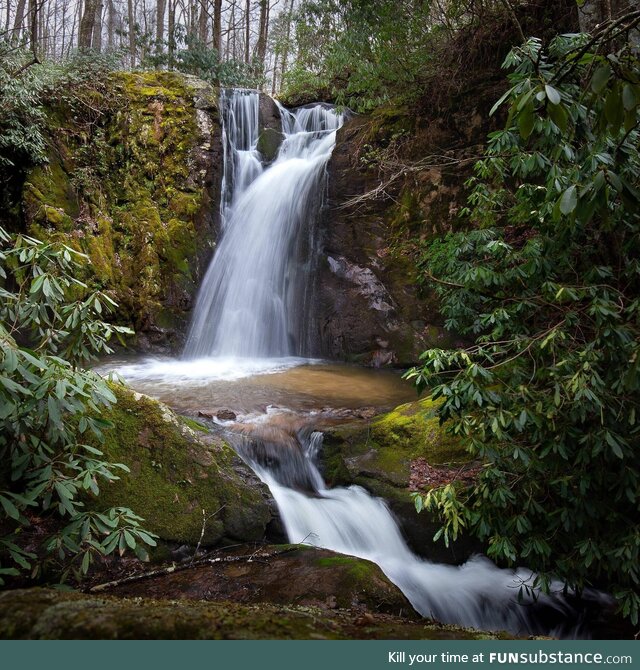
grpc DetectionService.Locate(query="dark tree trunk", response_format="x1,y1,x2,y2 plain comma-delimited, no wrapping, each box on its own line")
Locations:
128,0,135,66
244,0,250,63
156,0,166,55
92,0,104,50
198,0,208,42
12,0,27,43
107,0,116,48
255,0,268,69
79,0,98,48
213,0,222,54
168,0,176,68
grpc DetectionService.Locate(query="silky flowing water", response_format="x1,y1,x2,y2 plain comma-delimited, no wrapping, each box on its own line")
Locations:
98,90,609,638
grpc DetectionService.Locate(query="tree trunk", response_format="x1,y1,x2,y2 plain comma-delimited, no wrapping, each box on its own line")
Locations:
198,0,208,42
128,0,135,67
156,0,166,55
255,0,268,72
279,0,294,82
12,0,27,44
244,0,249,63
79,0,98,48
92,0,104,50
28,0,38,57
107,0,115,48
168,0,176,68
213,0,222,55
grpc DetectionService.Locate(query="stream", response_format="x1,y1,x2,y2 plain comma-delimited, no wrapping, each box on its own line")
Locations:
97,89,609,638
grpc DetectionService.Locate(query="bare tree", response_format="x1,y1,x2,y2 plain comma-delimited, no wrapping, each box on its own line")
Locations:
127,0,135,66
79,0,98,47
255,0,268,69
12,0,27,44
168,0,176,66
212,0,221,53
156,0,166,54
244,0,249,62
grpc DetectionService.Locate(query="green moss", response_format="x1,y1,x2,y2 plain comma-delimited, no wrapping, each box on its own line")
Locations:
181,417,209,433
322,396,469,493
85,385,270,546
0,588,511,640
257,128,283,162
21,71,216,336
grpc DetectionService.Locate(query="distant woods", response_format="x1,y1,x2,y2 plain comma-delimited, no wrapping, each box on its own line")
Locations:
1,0,295,90
3,1,639,98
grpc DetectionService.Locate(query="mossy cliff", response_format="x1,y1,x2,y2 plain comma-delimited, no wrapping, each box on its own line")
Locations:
21,72,221,350
321,397,482,562
0,588,509,639
88,385,272,546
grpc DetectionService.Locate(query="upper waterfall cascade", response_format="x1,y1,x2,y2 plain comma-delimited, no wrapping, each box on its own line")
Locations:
184,89,343,359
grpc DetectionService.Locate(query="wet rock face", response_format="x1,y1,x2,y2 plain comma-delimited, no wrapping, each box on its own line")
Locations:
313,91,504,365
311,116,441,366
257,93,284,162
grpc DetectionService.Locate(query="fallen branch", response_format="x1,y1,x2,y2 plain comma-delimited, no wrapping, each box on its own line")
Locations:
88,546,300,593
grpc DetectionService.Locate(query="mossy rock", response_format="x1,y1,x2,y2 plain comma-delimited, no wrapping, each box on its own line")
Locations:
86,385,272,546
0,588,509,639
320,397,483,562
322,396,468,494
257,127,284,162
107,544,416,617
21,71,220,350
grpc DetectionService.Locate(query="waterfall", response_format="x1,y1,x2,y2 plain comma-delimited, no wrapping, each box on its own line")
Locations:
184,90,343,359
176,88,607,637
233,429,606,639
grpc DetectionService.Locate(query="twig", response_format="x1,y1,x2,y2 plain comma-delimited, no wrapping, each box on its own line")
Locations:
190,505,225,565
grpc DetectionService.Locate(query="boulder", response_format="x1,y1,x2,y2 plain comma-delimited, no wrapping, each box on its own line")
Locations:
320,397,483,562
86,385,273,548
0,588,510,639
107,544,418,617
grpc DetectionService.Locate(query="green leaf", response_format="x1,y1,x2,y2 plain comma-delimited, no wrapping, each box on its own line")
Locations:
548,102,568,133
559,185,577,215
517,102,535,140
47,395,62,428
545,84,561,105
0,495,20,520
622,84,638,112
591,64,612,94
605,86,624,130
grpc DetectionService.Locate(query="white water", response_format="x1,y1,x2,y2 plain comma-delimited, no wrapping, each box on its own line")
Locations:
145,89,606,637
239,432,600,638
184,90,343,359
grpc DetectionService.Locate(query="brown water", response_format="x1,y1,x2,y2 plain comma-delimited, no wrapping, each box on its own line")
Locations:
96,355,416,417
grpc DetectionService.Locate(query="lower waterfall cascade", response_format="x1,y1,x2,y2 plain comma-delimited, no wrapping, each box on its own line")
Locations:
231,428,606,639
